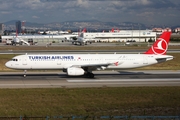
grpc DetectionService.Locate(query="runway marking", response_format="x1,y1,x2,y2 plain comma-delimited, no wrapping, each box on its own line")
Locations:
67,78,180,82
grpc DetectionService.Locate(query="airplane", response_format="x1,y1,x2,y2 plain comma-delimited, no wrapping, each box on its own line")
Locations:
5,32,173,78
62,34,78,42
72,36,93,45
12,30,30,46
71,28,93,45
12,36,30,46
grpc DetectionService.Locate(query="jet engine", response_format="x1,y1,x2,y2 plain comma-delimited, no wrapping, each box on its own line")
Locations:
67,67,85,76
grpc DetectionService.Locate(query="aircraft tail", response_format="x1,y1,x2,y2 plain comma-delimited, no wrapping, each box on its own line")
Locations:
82,28,86,33
110,28,114,32
144,32,171,55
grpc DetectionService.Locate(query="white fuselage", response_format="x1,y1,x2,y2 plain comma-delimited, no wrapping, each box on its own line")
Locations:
5,54,173,70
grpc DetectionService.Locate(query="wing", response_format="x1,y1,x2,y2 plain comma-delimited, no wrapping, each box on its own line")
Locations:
71,62,123,71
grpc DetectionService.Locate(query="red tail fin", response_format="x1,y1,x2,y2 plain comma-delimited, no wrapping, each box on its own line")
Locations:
111,28,114,32
144,32,171,55
82,28,86,33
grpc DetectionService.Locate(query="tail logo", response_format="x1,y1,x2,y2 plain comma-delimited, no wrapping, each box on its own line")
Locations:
152,38,168,55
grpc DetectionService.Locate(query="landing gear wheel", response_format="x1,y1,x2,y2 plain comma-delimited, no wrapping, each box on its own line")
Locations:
89,73,94,78
86,72,94,78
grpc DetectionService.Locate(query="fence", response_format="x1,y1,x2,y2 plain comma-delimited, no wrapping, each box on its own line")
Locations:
12,115,178,120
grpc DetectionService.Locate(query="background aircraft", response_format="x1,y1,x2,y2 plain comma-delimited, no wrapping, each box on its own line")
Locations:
11,30,30,46
71,28,93,45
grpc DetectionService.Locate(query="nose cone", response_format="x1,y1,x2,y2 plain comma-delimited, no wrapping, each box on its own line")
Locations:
5,61,12,68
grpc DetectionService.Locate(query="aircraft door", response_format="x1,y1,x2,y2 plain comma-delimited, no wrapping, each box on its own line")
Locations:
22,56,27,65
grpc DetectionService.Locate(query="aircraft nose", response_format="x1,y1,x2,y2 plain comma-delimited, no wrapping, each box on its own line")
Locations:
5,61,12,68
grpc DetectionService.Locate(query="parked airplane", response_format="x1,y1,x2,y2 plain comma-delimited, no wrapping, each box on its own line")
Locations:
72,28,93,45
12,30,30,46
72,36,93,45
62,34,78,42
5,32,173,78
12,36,30,46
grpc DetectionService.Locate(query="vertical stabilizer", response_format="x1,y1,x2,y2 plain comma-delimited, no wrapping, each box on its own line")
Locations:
144,32,171,55
82,28,86,33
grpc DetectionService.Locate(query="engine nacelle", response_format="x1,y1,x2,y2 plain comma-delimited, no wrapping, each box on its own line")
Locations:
67,67,85,76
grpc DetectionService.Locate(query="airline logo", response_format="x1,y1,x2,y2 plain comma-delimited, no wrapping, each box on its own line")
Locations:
114,61,119,66
152,38,168,55
28,56,74,60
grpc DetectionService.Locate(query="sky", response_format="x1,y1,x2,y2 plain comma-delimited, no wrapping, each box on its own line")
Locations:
0,0,180,26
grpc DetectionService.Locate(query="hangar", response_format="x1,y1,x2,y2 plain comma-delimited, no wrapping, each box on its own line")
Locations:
1,34,77,44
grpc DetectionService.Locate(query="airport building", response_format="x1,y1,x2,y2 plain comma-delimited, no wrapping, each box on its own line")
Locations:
1,30,156,44
81,30,156,42
1,34,77,45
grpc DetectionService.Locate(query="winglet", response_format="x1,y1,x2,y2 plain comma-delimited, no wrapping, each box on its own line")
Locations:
144,32,171,55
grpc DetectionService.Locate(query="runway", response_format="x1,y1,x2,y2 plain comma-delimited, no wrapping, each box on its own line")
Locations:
0,70,180,88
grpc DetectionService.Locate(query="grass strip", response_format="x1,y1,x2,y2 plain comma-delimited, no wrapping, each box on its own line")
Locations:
0,87,180,116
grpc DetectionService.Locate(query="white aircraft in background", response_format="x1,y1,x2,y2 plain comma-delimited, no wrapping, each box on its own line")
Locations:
60,32,78,41
12,36,30,46
72,28,93,45
5,32,173,78
12,30,30,46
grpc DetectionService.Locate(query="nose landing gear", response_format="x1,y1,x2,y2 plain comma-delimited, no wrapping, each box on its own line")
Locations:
24,70,27,77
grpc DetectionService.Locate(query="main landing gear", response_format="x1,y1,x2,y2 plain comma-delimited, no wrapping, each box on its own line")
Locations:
85,72,94,78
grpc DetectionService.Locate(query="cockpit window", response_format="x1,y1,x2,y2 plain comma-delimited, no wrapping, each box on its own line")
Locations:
12,59,18,61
